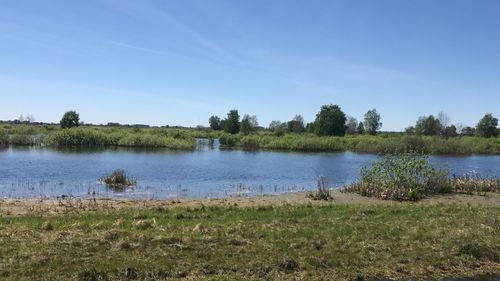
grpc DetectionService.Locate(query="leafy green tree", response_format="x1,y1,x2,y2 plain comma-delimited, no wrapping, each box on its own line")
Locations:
357,122,365,135
345,117,358,135
240,114,258,135
415,115,441,136
405,126,416,135
224,110,240,134
363,109,382,135
209,115,221,130
269,121,283,131
287,114,305,133
306,122,316,133
445,125,458,138
314,105,346,136
60,111,80,129
461,126,475,136
476,113,498,138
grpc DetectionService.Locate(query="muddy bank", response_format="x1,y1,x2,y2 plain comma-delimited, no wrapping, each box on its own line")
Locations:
1,190,499,217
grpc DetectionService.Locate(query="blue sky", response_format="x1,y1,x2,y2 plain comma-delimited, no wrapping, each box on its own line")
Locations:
1,0,499,130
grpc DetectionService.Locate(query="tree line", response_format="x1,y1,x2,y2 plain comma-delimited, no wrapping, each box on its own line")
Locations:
209,105,383,137
210,105,499,138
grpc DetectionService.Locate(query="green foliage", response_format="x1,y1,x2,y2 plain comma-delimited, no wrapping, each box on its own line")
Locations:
49,128,195,149
314,104,346,136
415,115,441,136
0,129,8,146
345,117,358,135
224,110,240,134
476,113,498,138
240,114,253,135
287,114,305,133
60,111,80,129
444,125,458,138
208,115,221,130
345,154,451,201
357,122,365,134
363,109,382,135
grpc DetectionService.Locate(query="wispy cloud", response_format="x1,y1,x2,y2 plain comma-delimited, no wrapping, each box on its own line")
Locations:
107,0,245,67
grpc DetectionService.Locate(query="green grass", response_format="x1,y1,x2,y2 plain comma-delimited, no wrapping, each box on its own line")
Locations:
0,204,498,280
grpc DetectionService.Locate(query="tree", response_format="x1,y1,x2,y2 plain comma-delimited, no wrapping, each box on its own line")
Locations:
60,111,80,129
224,110,240,134
357,122,365,135
363,109,382,135
269,120,287,136
415,115,441,136
345,117,358,135
209,115,221,130
287,114,305,133
405,126,415,135
247,115,259,128
445,125,458,138
314,105,346,136
240,114,258,135
26,114,35,123
437,111,450,137
476,113,498,138
461,126,475,136
269,121,283,131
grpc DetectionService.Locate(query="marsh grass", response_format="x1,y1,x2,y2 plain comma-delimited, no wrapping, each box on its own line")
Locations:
0,204,498,280
100,169,136,189
3,124,500,154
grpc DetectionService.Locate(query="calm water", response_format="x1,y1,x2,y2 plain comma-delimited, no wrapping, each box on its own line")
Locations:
1,141,500,199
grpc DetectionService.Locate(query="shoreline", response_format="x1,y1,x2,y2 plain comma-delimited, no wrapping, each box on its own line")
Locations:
1,190,499,217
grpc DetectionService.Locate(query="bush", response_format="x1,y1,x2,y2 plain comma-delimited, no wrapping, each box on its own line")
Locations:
344,154,450,201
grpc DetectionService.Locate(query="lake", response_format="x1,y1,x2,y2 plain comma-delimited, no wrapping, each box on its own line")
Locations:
1,140,500,199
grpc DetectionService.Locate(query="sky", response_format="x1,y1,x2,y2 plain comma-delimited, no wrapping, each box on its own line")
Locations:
1,0,499,131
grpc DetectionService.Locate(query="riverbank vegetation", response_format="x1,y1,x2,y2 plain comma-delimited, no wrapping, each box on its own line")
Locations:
0,201,498,280
1,106,499,154
344,154,500,201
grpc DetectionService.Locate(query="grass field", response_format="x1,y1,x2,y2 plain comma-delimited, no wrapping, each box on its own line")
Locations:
0,195,498,280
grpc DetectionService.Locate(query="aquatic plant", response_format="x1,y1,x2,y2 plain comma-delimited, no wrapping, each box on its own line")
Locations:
100,169,136,189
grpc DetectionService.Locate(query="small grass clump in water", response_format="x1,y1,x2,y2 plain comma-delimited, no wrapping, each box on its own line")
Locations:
100,169,136,189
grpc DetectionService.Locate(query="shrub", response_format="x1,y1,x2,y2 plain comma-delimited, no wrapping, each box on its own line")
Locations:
344,154,450,201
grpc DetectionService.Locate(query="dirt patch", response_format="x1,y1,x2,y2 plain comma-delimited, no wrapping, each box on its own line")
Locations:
0,191,498,217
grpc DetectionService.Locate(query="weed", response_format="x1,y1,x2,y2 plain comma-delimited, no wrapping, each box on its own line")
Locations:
100,169,136,189
306,176,333,200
